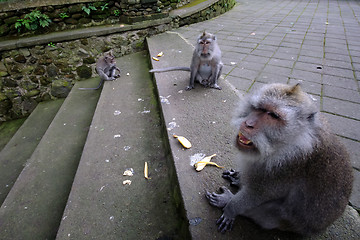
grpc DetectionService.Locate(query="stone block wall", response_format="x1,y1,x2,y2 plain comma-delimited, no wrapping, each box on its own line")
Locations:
0,0,191,38
0,25,172,121
0,0,235,121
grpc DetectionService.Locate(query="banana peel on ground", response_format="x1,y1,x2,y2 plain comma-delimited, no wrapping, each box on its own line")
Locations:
173,134,192,149
194,154,224,171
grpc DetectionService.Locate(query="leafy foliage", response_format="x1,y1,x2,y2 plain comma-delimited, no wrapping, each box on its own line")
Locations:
113,9,120,16
15,10,51,32
59,12,69,19
100,3,109,11
82,4,97,15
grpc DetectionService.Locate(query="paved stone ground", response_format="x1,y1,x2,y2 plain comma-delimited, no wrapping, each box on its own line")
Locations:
174,0,360,209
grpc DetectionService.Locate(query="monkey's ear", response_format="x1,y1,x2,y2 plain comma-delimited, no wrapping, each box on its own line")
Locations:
202,31,207,37
287,83,301,95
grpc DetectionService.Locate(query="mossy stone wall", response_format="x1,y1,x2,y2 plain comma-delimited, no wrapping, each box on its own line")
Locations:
0,0,191,38
0,0,236,122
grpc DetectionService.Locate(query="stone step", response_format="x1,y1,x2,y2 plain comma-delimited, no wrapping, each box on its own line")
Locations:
146,32,360,239
0,118,26,151
0,99,64,205
147,31,242,240
56,52,185,240
0,78,101,239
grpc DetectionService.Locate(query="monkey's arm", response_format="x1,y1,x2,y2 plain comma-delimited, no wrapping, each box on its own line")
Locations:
186,54,200,90
111,66,121,78
98,69,116,81
149,67,190,73
209,59,222,90
207,185,290,233
206,187,259,232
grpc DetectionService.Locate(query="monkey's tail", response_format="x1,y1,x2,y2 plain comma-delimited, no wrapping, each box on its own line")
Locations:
78,79,104,90
149,67,191,73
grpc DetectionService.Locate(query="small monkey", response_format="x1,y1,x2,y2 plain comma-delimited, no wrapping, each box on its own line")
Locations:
79,50,121,90
206,83,353,235
149,32,223,90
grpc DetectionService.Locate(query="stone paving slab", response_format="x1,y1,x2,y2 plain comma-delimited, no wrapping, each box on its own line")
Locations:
147,30,360,239
174,0,360,211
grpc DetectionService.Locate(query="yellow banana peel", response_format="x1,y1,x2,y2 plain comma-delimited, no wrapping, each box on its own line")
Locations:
144,162,150,179
173,135,192,149
194,154,223,171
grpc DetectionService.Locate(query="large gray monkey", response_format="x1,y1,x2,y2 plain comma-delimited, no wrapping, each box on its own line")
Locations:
149,32,223,91
79,50,120,90
206,83,353,235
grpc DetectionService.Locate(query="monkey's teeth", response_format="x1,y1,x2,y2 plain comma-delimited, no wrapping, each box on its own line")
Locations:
238,133,252,145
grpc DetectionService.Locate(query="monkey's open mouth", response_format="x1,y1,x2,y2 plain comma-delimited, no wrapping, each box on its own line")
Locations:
237,132,254,148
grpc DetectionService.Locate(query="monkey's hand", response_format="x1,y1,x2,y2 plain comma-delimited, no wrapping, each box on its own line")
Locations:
205,186,234,208
216,212,235,233
222,169,241,188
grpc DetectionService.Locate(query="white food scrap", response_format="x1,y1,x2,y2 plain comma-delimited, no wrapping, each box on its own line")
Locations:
123,180,131,185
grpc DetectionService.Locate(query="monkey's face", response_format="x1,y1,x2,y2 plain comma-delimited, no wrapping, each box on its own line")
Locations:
197,33,216,59
236,104,284,155
104,53,116,65
234,83,319,160
198,38,213,57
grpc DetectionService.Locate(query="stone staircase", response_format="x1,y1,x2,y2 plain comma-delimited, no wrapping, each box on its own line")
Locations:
1,33,359,240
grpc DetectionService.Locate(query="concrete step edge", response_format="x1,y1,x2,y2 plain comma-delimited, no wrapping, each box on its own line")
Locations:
0,77,101,239
0,99,64,205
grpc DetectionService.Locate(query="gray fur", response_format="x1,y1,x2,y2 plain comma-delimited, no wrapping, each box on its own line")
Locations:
149,32,223,90
79,50,121,90
206,83,353,235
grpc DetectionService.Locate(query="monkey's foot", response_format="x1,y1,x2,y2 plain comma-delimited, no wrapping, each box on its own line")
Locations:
185,85,194,91
216,213,235,233
205,186,234,208
210,83,222,90
222,169,241,188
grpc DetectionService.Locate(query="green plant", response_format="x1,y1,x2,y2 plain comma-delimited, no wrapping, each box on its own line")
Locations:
100,3,109,11
82,4,97,15
113,9,120,16
48,42,56,48
59,12,69,19
15,10,51,32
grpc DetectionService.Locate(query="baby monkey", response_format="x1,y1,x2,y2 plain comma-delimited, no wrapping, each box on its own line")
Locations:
206,83,353,235
150,32,223,90
79,50,120,90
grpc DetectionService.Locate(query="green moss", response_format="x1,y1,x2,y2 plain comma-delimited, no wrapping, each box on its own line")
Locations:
0,92,8,101
25,89,40,97
178,0,208,9
0,118,26,151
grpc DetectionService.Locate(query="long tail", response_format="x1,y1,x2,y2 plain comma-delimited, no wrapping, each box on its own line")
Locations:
78,79,104,90
149,67,191,73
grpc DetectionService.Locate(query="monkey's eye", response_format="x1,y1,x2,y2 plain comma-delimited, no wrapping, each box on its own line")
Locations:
268,112,280,119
